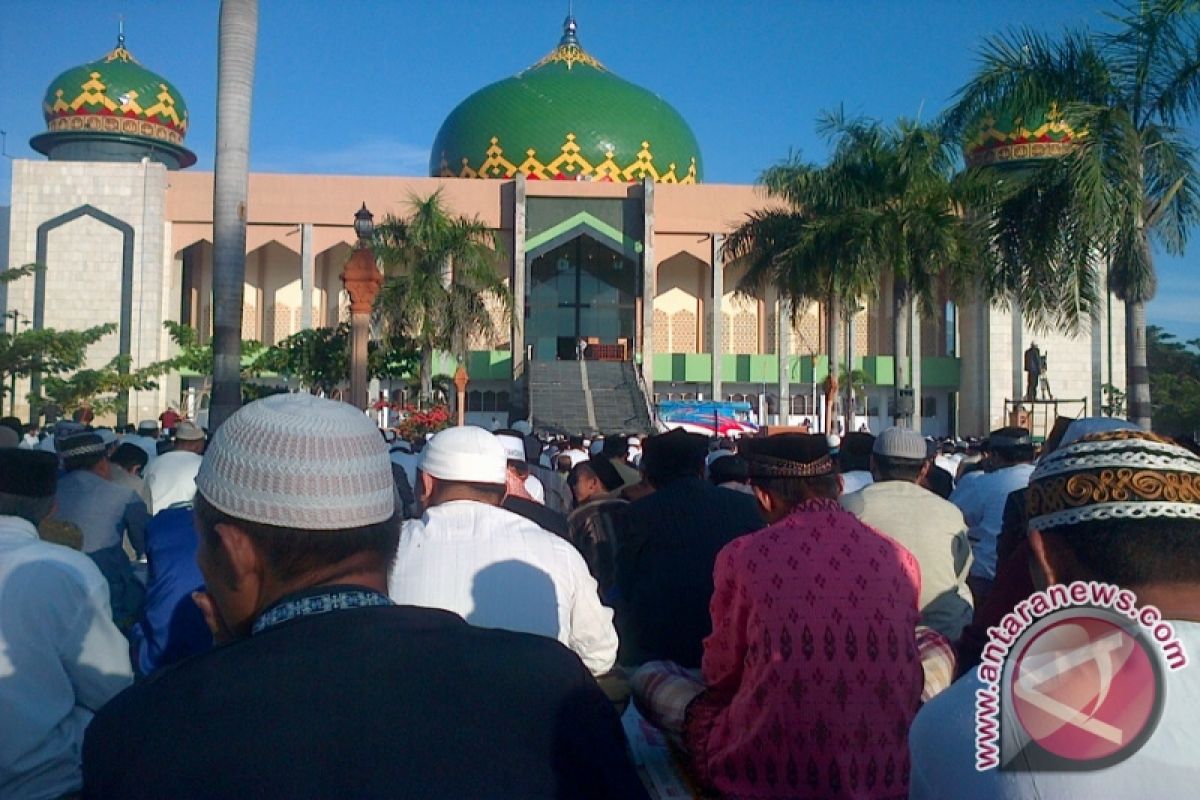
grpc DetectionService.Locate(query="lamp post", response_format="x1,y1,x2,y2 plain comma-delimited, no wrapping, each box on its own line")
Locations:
454,363,469,426
340,203,382,411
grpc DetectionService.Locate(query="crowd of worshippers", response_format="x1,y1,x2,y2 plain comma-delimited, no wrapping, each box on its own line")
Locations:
2,398,1199,800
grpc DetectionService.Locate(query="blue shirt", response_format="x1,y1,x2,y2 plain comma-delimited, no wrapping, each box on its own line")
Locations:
131,506,210,675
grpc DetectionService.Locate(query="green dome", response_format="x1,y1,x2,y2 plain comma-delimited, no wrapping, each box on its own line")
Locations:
431,17,702,183
31,33,195,169
964,103,1078,169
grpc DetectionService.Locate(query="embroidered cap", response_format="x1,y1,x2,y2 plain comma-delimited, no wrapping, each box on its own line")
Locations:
742,433,835,479
1027,430,1200,532
56,432,107,461
195,393,396,530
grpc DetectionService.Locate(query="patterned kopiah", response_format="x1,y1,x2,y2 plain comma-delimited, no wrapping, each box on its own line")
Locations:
195,393,396,530
1027,430,1200,531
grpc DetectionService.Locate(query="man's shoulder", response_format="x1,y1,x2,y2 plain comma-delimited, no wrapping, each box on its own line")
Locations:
1,535,106,592
855,481,965,517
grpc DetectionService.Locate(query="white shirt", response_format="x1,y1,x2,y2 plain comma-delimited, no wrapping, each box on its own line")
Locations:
910,621,1200,799
839,469,874,495
390,500,618,675
142,450,203,514
949,462,1036,580
0,515,133,799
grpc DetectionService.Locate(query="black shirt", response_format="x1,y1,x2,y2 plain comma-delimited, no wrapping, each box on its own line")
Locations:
83,597,647,800
503,495,571,539
614,477,764,667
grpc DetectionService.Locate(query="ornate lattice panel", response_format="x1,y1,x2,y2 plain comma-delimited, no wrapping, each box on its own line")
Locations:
652,309,670,353
241,303,257,341
670,309,697,352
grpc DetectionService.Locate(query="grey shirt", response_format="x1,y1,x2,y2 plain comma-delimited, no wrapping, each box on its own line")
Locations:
56,470,149,557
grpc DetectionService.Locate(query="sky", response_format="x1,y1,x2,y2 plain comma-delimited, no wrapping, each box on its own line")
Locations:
0,0,1197,340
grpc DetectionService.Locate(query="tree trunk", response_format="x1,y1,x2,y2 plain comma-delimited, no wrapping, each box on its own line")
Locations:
209,0,258,432
419,345,433,408
1126,299,1151,430
825,298,841,434
893,278,909,427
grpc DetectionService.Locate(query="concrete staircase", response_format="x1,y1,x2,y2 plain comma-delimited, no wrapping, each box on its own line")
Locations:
529,360,653,436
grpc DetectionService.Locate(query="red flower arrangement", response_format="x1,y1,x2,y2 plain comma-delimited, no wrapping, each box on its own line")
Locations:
395,404,452,441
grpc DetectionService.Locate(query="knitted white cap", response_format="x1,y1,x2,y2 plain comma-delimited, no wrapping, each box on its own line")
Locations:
419,426,507,485
195,393,396,530
873,427,927,461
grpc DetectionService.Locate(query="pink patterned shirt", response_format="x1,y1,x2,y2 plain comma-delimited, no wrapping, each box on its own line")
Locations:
684,498,923,799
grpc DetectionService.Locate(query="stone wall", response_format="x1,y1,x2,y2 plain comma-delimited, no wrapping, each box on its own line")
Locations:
6,159,170,423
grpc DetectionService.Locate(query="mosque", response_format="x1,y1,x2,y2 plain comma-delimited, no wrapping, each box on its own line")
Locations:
1,17,1125,436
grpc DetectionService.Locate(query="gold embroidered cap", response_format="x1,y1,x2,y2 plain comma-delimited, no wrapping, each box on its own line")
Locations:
1027,430,1200,532
742,434,835,479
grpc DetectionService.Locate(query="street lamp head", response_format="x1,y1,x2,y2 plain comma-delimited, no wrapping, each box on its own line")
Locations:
353,202,374,243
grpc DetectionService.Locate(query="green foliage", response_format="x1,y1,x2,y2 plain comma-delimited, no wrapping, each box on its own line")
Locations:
162,321,267,378
37,355,164,416
257,325,350,396
1101,382,1127,417
369,333,421,381
1147,325,1200,435
373,190,510,404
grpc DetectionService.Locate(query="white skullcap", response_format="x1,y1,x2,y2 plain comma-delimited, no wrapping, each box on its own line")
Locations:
511,419,533,435
195,393,395,530
873,427,927,461
566,449,589,467
524,474,545,503
826,433,842,450
420,426,507,486
495,432,526,463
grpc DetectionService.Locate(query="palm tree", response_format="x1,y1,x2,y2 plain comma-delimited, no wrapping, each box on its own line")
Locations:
727,113,995,431
724,157,878,432
373,191,510,407
209,0,258,431
945,2,1200,429
811,112,995,426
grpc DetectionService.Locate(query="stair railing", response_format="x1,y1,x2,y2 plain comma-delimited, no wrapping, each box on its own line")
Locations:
631,361,661,432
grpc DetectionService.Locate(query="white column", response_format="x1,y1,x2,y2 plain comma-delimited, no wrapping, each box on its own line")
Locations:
300,223,314,330
640,178,656,388
710,234,723,401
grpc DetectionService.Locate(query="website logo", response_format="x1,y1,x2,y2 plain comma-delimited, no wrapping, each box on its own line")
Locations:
974,582,1188,772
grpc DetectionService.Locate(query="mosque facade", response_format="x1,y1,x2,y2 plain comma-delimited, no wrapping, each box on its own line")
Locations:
1,20,1125,436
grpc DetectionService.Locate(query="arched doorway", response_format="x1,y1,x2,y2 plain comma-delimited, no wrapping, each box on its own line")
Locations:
527,233,637,361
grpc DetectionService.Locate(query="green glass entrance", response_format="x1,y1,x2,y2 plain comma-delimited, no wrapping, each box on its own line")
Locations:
527,235,637,361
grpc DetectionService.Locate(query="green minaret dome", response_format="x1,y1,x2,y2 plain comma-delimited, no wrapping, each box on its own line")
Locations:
31,31,195,169
431,16,703,183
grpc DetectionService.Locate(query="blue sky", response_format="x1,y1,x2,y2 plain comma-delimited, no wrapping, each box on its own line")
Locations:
1,0,1197,340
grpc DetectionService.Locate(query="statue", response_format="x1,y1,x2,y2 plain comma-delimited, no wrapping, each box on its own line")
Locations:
1024,342,1053,401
